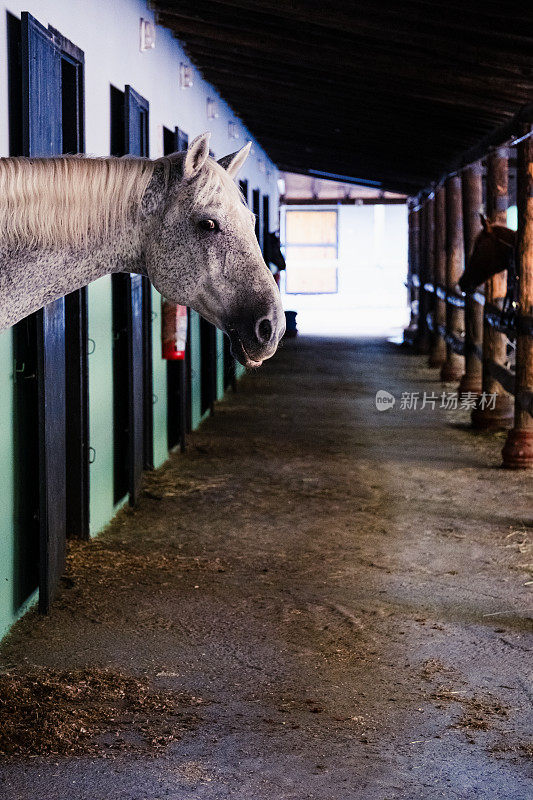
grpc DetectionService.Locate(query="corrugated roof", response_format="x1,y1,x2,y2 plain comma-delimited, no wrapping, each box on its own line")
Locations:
153,1,533,192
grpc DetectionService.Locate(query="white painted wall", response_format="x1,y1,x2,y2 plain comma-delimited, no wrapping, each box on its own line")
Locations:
0,0,279,212
280,203,409,337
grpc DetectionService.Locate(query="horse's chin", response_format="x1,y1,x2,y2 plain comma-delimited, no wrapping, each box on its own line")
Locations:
227,330,264,369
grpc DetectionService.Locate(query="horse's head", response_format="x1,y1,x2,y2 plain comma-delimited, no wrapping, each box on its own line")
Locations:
458,214,515,294
143,133,284,368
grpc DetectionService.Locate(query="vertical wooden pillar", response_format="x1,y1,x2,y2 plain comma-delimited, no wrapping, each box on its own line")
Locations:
422,192,435,361
472,146,514,428
502,126,533,467
459,162,484,394
408,201,421,343
416,196,431,354
440,175,465,382
425,192,437,363
423,192,437,366
430,185,447,367
404,200,418,342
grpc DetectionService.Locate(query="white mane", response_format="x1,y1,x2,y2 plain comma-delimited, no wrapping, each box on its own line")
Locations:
0,153,251,251
0,155,158,249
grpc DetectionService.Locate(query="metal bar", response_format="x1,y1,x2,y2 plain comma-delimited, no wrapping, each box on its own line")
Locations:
468,345,533,417
447,294,465,309
484,360,516,396
444,332,465,356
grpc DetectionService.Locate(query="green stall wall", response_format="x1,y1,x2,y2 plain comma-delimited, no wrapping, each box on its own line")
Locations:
0,329,25,640
187,310,202,431
87,276,124,536
151,288,168,470
0,328,40,639
216,329,225,401
88,282,169,536
0,286,233,641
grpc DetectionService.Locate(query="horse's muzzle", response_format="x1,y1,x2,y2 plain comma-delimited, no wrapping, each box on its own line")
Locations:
226,305,285,368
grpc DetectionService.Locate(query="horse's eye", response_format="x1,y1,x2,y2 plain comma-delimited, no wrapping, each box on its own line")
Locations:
198,219,219,232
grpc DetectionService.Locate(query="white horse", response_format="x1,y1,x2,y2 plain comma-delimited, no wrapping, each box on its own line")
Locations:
0,133,284,367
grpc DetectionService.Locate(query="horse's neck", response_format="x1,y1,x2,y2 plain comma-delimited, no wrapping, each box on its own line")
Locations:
0,156,161,329
0,232,144,330
492,225,516,249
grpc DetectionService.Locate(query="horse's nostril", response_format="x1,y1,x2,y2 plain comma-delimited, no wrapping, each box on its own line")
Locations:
256,317,273,344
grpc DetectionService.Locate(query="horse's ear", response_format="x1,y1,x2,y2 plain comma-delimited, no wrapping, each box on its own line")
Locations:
218,142,251,179
183,133,211,180
479,213,491,231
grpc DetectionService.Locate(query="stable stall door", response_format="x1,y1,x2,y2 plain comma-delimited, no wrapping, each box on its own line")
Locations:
53,27,90,541
262,195,270,258
164,127,188,452
20,12,65,613
200,316,218,416
125,86,153,475
223,333,236,392
111,85,152,507
253,189,261,249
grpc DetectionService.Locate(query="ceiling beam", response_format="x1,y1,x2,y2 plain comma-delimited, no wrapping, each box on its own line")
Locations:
181,42,532,101
157,1,532,58
198,64,525,119
152,0,533,191
156,3,533,70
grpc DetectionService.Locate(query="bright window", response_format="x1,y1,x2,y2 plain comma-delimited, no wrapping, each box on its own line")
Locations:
285,210,338,294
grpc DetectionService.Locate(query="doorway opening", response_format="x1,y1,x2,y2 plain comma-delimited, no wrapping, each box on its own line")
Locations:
110,85,152,505
200,316,217,417
163,125,188,452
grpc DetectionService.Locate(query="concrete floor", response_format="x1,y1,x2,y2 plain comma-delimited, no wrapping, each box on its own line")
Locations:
1,337,532,799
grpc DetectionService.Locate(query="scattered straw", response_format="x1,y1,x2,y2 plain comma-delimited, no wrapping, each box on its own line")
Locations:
0,667,202,759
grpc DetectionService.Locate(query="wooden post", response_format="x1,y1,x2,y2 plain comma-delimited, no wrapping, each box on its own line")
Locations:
458,162,484,394
502,126,533,467
404,199,418,344
416,196,431,354
440,175,465,382
409,201,421,344
429,185,447,367
472,146,514,429
424,192,438,366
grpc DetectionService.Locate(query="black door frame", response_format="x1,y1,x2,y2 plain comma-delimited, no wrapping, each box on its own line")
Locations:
111,85,152,506
200,316,218,416
7,11,40,610
223,333,236,392
64,287,90,539
185,308,193,433
20,12,66,613
51,25,90,541
252,188,261,249
262,194,270,258
177,129,193,434
164,126,188,452
125,86,153,473
176,127,189,152
111,271,130,504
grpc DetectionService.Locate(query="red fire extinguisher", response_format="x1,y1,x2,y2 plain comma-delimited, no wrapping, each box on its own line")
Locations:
162,300,188,360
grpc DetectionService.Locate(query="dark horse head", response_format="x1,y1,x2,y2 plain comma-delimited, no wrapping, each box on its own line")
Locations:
458,214,516,294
